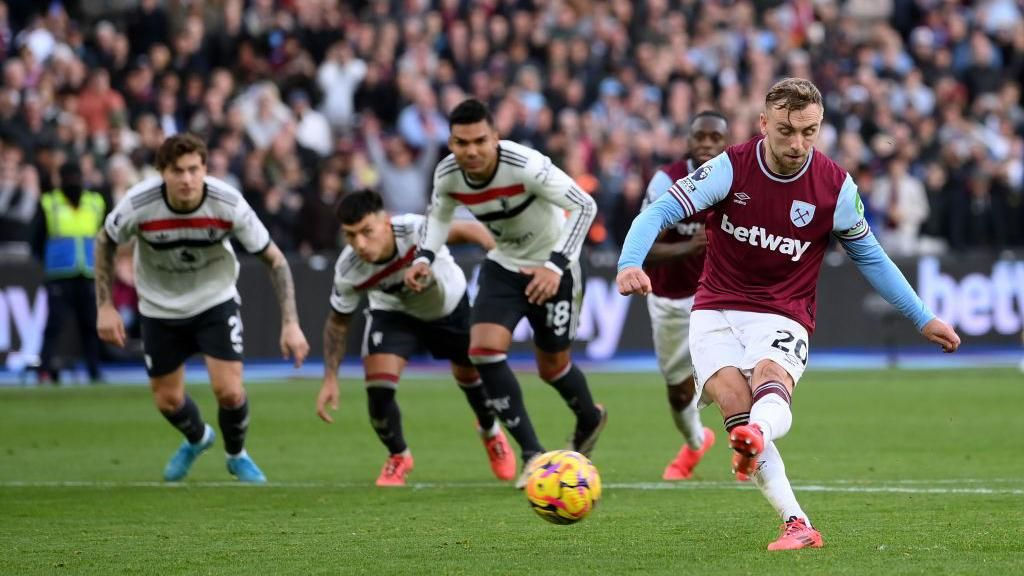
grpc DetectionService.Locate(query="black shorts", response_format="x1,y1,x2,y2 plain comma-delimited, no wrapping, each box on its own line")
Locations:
140,297,244,377
471,259,584,353
362,295,472,366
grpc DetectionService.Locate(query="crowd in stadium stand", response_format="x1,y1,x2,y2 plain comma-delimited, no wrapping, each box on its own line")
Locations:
0,0,1022,258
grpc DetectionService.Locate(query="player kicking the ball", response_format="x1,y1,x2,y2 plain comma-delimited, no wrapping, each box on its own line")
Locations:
405,99,605,488
316,190,515,487
643,111,729,481
96,133,310,484
617,78,959,550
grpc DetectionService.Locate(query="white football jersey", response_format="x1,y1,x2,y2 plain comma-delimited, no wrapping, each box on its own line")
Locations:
421,140,596,271
330,214,466,321
104,176,270,319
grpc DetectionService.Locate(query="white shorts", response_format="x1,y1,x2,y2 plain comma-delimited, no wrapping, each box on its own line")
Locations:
646,293,696,385
689,309,810,406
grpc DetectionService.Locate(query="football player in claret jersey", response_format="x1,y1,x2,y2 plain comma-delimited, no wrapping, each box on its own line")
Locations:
643,111,729,481
405,99,605,488
316,190,516,487
95,134,310,484
618,78,960,550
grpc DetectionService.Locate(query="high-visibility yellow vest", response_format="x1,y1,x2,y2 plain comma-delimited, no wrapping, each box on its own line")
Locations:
39,189,106,279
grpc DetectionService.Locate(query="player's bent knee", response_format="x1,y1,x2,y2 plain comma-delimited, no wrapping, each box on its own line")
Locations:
468,347,507,365
213,386,245,408
667,382,695,410
753,359,794,389
535,350,571,382
451,363,480,386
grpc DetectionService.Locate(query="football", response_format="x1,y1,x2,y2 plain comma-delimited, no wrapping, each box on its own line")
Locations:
524,450,602,525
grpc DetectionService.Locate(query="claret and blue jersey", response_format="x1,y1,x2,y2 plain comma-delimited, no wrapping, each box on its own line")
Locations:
619,136,934,334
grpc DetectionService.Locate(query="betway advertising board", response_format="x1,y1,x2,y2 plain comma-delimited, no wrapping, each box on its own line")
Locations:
1,252,1021,368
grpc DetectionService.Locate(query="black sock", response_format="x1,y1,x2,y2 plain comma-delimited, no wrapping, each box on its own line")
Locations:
724,412,750,432
544,364,599,429
367,386,407,455
457,378,496,431
474,359,544,459
162,395,206,444
218,397,249,456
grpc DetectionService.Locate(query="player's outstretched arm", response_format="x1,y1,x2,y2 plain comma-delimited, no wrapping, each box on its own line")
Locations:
318,309,350,423
258,241,310,367
447,221,496,251
841,234,959,353
94,229,126,348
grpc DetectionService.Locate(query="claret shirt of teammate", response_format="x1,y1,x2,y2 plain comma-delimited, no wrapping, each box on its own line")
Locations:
619,136,934,334
643,157,710,300
419,140,595,272
104,175,270,319
330,214,466,322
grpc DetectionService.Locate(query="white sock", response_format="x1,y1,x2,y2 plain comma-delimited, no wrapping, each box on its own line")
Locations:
195,424,213,446
671,396,705,450
752,441,810,526
750,390,792,443
226,448,247,459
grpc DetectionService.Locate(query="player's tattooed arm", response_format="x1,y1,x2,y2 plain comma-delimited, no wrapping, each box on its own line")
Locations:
318,309,351,423
260,241,310,367
94,230,127,347
258,241,299,324
94,229,115,308
323,310,350,380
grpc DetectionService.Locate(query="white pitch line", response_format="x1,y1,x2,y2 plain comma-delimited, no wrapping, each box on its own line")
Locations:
0,480,1021,495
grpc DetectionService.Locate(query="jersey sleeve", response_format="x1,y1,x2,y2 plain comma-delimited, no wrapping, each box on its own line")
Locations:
231,196,272,253
832,173,871,241
618,153,733,270
841,231,935,331
329,251,362,314
525,153,596,269
643,170,674,207
417,167,458,263
103,195,138,244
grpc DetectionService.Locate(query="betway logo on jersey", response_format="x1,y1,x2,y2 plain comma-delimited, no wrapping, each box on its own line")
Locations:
720,215,811,262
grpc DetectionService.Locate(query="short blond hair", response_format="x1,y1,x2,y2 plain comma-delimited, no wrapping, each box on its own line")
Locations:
765,78,823,112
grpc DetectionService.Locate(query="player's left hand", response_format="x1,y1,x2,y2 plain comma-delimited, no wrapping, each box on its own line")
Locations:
281,321,310,367
522,266,561,305
922,318,960,353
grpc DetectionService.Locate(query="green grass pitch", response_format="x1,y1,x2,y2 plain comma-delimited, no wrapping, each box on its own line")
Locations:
1,369,1022,575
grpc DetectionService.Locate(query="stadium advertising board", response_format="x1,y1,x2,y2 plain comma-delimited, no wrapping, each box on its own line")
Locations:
1,252,1021,368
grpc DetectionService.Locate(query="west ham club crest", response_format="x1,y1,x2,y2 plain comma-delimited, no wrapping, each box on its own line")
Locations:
790,200,815,228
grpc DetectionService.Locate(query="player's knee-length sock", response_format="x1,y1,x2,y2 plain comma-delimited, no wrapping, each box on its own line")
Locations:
456,376,497,431
162,395,207,444
218,396,250,456
366,384,407,455
542,363,600,429
750,381,793,443
753,440,810,526
470,349,544,459
671,394,706,450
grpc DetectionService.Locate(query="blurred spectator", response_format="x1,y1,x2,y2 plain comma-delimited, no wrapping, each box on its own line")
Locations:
871,157,930,256
0,139,39,256
289,89,332,157
317,40,365,133
362,114,437,216
296,167,345,256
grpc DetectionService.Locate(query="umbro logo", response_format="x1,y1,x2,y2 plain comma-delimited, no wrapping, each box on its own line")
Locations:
733,192,751,206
